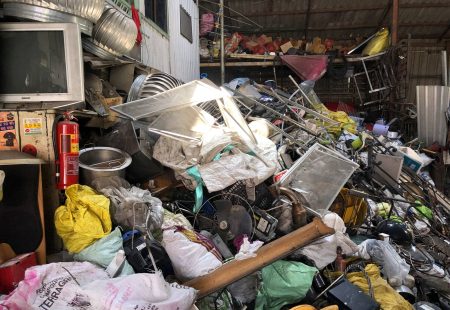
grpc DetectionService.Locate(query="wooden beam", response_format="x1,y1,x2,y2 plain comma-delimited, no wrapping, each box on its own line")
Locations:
392,0,399,44
378,0,392,28
228,3,450,18
237,22,448,34
439,25,450,42
230,6,385,17
200,61,281,67
304,0,312,39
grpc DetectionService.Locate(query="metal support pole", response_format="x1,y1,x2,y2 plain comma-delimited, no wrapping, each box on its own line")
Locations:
220,0,225,85
392,0,399,45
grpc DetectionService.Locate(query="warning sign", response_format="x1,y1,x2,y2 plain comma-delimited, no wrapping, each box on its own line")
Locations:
23,118,43,136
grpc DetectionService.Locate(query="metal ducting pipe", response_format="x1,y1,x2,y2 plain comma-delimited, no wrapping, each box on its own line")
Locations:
127,73,184,102
83,7,137,60
269,185,308,229
1,0,105,35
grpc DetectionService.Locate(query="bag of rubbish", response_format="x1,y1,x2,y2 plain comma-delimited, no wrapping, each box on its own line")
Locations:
357,239,410,284
54,184,112,253
200,13,214,36
227,273,260,304
362,28,390,56
162,228,222,281
73,227,134,276
0,261,197,310
255,260,318,310
94,177,164,234
162,209,193,230
292,212,358,269
197,290,234,310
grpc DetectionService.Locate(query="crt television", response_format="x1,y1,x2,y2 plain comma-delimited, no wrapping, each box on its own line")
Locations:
0,23,84,104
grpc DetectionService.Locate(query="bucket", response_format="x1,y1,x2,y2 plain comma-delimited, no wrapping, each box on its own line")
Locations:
79,147,131,186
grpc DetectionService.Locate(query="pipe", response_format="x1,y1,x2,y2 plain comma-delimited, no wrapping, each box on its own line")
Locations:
220,0,225,85
392,0,399,45
184,217,334,298
277,187,308,228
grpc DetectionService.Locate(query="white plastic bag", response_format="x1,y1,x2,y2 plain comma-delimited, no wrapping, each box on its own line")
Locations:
162,229,222,281
294,212,358,269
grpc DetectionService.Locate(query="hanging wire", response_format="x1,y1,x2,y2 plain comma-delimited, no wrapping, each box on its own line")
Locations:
199,0,263,29
199,4,253,26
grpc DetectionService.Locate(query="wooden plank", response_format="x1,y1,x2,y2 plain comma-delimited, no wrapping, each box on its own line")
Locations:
228,53,276,60
200,61,279,67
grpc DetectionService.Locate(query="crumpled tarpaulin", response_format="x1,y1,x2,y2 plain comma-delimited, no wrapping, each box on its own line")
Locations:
347,264,413,310
280,55,328,81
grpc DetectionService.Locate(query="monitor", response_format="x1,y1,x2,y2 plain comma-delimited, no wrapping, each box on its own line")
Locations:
0,22,84,105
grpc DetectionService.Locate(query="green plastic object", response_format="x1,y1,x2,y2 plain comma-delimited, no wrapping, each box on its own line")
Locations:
255,260,318,310
74,227,134,276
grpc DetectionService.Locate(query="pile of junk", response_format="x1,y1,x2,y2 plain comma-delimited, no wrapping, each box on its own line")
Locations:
3,75,450,310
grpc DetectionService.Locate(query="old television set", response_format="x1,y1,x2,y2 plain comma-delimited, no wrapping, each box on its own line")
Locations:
0,23,84,106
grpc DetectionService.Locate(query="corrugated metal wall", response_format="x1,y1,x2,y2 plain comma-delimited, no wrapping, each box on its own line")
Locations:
168,0,200,82
140,19,171,74
416,85,450,146
407,46,445,103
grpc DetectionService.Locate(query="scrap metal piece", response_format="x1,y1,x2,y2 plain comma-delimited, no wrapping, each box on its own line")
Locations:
184,217,334,298
112,79,224,120
83,6,138,59
2,0,104,35
416,85,450,146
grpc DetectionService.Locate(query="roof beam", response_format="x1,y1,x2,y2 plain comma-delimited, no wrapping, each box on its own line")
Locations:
227,3,450,18
377,0,392,28
304,0,312,39
237,22,448,34
439,25,450,42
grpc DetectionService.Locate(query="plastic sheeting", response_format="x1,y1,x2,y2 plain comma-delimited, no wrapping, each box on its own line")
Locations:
255,260,317,310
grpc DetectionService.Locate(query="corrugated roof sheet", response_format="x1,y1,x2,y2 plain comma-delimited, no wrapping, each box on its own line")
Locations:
200,0,450,40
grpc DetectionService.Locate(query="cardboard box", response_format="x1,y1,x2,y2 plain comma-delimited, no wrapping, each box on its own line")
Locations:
280,41,293,54
0,252,37,294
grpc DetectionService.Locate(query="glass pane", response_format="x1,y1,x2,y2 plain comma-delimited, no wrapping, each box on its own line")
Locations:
111,80,225,120
0,30,67,94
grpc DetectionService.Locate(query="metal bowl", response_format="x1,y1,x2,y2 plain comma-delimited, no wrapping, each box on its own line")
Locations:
79,146,131,186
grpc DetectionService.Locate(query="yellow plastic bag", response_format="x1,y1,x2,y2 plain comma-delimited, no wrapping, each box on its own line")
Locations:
347,264,413,310
311,103,357,135
362,28,390,56
55,184,112,253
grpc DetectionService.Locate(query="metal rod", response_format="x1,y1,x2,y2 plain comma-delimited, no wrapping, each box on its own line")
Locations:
220,0,225,85
392,0,399,45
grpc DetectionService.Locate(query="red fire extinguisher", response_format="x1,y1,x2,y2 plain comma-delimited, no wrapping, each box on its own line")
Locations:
54,112,79,190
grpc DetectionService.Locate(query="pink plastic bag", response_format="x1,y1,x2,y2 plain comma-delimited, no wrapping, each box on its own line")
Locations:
200,13,215,36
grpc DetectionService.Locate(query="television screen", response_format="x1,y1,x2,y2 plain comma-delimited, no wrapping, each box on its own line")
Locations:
0,31,68,94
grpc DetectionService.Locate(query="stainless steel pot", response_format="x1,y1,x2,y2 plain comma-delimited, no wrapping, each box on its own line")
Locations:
79,146,131,186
